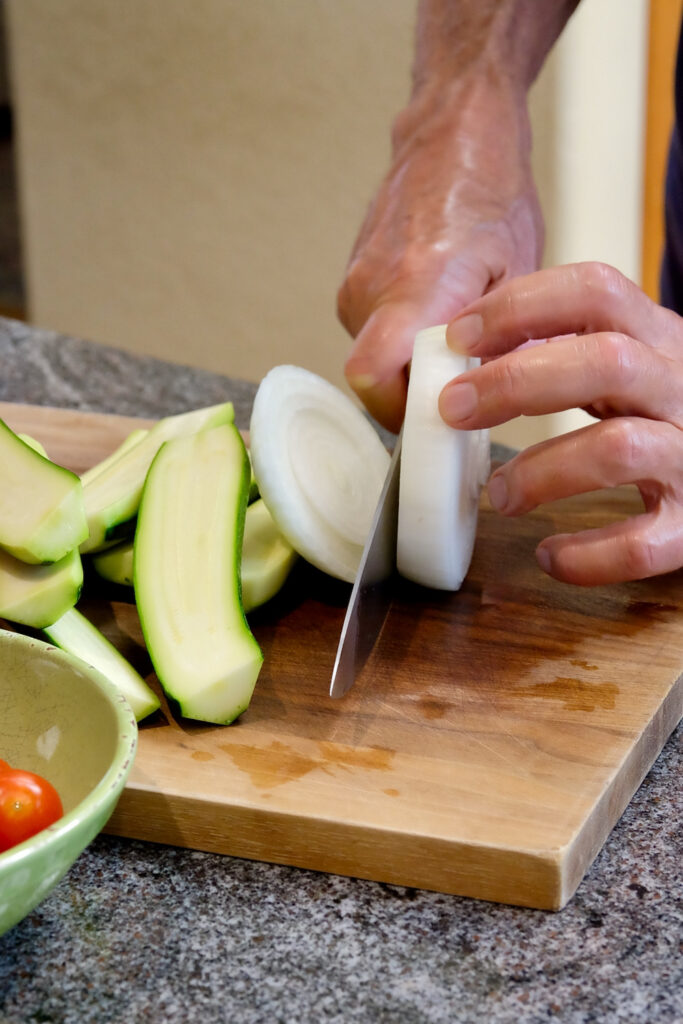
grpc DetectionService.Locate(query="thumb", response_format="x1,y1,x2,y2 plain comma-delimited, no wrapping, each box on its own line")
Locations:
344,256,493,431
344,302,423,433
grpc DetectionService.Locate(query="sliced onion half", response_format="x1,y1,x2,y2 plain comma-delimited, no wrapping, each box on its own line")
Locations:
397,325,490,590
249,365,391,583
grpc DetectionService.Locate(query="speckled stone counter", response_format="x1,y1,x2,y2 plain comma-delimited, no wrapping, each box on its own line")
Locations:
0,318,681,1024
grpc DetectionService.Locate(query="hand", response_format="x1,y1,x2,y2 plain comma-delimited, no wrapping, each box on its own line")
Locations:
338,78,544,433
439,262,683,586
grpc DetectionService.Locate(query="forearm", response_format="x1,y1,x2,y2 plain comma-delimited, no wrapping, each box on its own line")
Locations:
411,0,581,97
339,0,579,430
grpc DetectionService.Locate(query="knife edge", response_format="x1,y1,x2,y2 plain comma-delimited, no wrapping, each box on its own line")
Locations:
329,430,402,698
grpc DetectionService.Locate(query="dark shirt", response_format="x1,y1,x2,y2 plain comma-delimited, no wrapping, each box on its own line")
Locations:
661,21,683,312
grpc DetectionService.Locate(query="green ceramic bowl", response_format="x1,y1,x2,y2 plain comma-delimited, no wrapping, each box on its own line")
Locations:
0,628,137,936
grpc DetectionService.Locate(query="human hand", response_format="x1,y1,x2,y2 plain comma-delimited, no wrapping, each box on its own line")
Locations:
338,78,543,433
439,262,683,586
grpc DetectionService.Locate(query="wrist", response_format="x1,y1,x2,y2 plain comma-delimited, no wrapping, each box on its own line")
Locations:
411,0,579,96
391,71,532,170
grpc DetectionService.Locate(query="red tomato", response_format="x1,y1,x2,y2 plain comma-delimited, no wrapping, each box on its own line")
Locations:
0,760,10,774
0,768,64,853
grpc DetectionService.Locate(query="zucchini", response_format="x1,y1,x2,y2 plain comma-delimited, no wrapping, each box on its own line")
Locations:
241,499,297,613
43,608,160,722
92,498,297,612
91,538,134,587
0,546,82,628
80,427,149,487
134,423,262,724
80,402,234,554
0,418,88,565
17,433,48,457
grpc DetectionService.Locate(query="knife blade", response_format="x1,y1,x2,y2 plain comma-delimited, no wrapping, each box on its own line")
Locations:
329,429,402,698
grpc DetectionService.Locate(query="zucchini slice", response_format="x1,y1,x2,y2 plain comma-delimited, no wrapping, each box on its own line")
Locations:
43,608,160,722
92,498,297,612
241,499,298,613
81,402,234,554
0,547,82,628
134,423,263,725
80,427,149,487
0,418,88,565
91,538,135,587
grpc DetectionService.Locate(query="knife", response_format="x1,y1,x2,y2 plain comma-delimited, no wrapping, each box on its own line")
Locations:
329,429,402,698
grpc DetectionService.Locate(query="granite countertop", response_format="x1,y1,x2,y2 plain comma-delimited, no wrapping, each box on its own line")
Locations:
0,318,681,1024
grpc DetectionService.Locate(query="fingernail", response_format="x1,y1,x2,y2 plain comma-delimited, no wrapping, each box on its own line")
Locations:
487,473,508,512
440,381,477,423
536,545,552,574
446,314,483,354
346,372,377,392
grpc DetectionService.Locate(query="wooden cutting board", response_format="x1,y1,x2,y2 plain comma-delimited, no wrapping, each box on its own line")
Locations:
2,401,682,910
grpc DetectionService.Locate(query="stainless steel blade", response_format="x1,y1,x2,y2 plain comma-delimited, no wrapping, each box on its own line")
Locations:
329,430,402,698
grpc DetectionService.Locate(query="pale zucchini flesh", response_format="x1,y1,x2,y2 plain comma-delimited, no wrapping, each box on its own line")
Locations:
0,546,83,628
134,423,262,725
0,418,88,565
91,539,135,587
43,608,160,722
81,402,234,554
241,499,298,613
80,427,149,488
93,497,297,613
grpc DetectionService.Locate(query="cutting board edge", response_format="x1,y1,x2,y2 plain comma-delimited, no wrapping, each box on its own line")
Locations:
560,672,683,906
105,788,567,911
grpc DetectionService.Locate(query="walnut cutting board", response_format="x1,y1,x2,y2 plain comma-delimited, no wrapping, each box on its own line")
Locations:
2,401,682,910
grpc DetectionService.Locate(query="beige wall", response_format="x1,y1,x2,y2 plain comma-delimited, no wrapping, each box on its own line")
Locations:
7,0,415,389
7,0,649,449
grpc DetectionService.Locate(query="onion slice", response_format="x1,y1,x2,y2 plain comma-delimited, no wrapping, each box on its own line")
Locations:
249,365,391,583
397,325,490,590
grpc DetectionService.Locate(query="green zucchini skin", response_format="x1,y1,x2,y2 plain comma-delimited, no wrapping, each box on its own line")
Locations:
134,422,263,725
43,608,160,722
0,418,88,565
81,402,235,555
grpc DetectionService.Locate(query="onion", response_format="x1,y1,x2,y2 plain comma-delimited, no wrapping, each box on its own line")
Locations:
249,365,390,583
397,325,489,590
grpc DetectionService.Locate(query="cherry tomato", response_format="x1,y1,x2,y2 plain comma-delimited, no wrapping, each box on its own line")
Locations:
0,760,10,774
0,767,64,853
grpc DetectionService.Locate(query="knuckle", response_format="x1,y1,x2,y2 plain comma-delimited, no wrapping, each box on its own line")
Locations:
599,418,644,476
577,260,629,300
621,531,658,579
594,331,639,385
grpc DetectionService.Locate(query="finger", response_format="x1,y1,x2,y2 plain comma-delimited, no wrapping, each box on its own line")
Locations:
487,418,683,516
445,262,681,360
536,503,683,586
344,303,417,432
438,332,683,430
344,253,494,431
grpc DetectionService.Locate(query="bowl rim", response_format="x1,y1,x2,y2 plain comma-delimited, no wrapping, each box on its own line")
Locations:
0,627,138,868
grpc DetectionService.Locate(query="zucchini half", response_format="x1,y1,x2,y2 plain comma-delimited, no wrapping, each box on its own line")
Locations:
134,423,263,725
81,402,234,554
92,498,298,612
44,608,160,722
0,546,82,628
0,418,87,564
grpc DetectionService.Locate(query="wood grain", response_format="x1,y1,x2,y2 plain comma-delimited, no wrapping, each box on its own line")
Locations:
2,401,681,910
